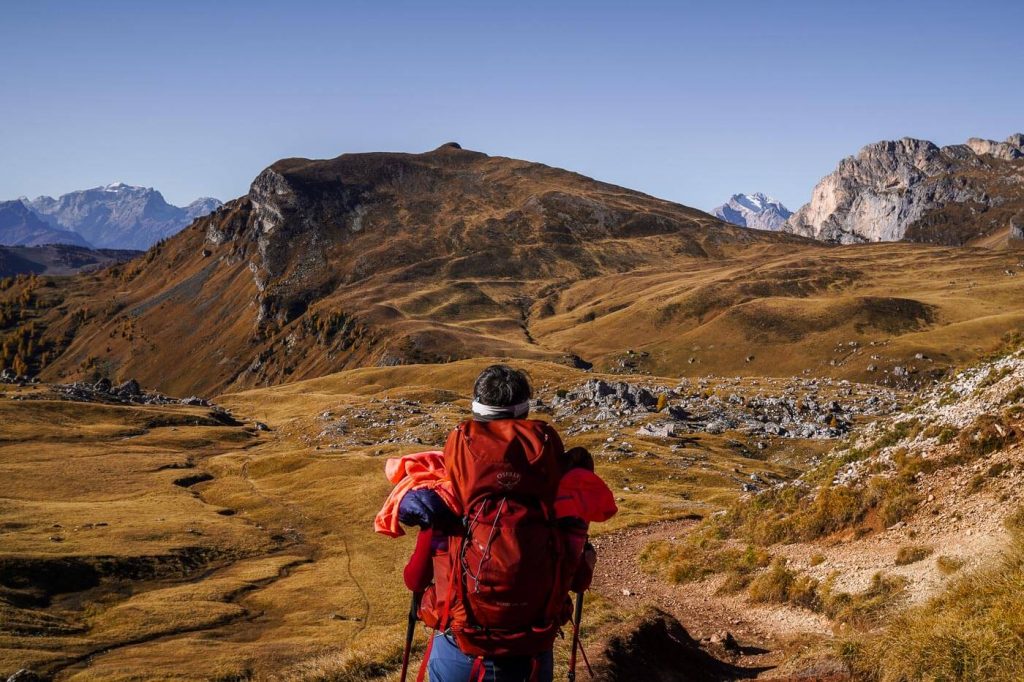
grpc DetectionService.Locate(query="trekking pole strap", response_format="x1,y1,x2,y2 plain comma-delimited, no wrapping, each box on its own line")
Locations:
469,656,487,682
414,629,437,682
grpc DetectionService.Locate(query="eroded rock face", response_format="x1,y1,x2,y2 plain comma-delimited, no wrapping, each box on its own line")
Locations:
784,134,1024,244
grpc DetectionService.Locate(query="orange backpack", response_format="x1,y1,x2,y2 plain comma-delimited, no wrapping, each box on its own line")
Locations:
418,418,578,658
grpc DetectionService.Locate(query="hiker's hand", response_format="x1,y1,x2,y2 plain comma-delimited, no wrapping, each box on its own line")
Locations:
399,488,459,530
571,543,597,592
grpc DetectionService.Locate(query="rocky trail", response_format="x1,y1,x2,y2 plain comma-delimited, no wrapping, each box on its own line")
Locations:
590,520,836,680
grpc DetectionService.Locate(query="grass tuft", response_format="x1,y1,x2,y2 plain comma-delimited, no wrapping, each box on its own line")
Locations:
936,555,966,575
894,545,933,566
279,641,406,681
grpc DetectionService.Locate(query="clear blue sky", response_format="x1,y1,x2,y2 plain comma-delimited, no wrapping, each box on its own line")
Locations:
2,0,1022,212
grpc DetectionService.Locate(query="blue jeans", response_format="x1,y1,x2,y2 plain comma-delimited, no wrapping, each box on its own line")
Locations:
427,632,554,682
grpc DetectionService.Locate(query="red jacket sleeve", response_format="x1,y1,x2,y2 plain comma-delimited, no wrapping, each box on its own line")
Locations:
403,529,435,592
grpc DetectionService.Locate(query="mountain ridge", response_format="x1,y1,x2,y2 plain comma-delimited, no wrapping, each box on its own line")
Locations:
10,184,222,250
10,143,806,394
4,143,1024,400
0,244,141,277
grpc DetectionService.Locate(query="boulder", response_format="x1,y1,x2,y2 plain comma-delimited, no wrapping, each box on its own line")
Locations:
116,378,142,397
6,671,43,682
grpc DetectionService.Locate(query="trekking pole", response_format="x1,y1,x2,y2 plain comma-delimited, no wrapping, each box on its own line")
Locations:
400,591,422,682
567,591,585,682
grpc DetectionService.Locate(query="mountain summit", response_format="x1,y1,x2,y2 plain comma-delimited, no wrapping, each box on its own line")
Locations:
712,193,792,231
21,184,222,250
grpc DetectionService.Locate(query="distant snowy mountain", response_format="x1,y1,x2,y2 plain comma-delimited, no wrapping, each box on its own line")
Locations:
18,184,222,250
713,193,793,231
0,200,92,248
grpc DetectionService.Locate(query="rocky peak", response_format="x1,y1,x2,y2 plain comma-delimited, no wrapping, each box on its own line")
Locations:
784,134,1024,244
964,134,1024,161
185,197,223,219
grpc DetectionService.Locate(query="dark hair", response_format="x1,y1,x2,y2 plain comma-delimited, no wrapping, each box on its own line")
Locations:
473,364,532,407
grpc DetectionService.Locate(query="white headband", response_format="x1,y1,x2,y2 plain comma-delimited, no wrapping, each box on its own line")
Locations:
471,400,530,419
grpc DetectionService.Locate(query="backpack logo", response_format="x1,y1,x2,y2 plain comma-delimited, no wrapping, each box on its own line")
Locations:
496,470,522,489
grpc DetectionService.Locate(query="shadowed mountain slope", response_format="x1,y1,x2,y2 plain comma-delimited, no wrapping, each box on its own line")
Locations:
0,200,92,248
0,244,140,277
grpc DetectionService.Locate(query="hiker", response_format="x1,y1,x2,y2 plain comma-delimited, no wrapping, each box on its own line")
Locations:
374,365,617,682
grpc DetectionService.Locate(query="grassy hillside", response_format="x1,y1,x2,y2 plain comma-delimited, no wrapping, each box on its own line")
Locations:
2,358,853,680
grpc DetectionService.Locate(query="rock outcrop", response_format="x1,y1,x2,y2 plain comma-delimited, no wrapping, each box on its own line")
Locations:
712,193,792,231
784,134,1024,244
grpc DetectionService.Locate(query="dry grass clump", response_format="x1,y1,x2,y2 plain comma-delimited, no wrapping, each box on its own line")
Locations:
845,508,1024,680
710,402,1024,550
936,426,958,445
956,409,1024,460
935,555,965,575
846,538,1024,681
747,558,819,609
714,472,920,546
639,536,770,591
708,418,947,547
894,545,933,566
821,572,908,629
643,536,908,629
745,558,906,629
278,640,405,681
750,563,904,627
